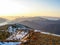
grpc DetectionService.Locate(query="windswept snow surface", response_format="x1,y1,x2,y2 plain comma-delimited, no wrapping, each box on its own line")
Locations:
6,31,28,40
34,30,60,37
0,42,21,45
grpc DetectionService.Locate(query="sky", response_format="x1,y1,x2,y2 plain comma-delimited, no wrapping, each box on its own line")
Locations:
0,0,60,17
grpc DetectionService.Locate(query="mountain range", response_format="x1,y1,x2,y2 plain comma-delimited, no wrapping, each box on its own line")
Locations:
10,17,60,35
0,16,60,35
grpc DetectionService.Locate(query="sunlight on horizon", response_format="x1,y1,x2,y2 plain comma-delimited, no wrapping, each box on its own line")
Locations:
0,0,60,17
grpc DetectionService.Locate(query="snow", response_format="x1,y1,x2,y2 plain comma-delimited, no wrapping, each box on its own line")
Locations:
8,26,13,33
34,30,60,37
34,30,41,32
0,42,21,45
16,32,27,39
6,29,60,43
47,18,59,20
6,31,28,40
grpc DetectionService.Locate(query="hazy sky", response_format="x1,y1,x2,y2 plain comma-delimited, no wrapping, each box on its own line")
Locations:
0,0,60,17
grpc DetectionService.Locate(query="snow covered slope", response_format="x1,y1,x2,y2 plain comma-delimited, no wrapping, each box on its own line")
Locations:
6,29,60,42
6,31,28,41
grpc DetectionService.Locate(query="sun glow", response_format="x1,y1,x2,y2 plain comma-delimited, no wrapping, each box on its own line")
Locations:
0,0,60,17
